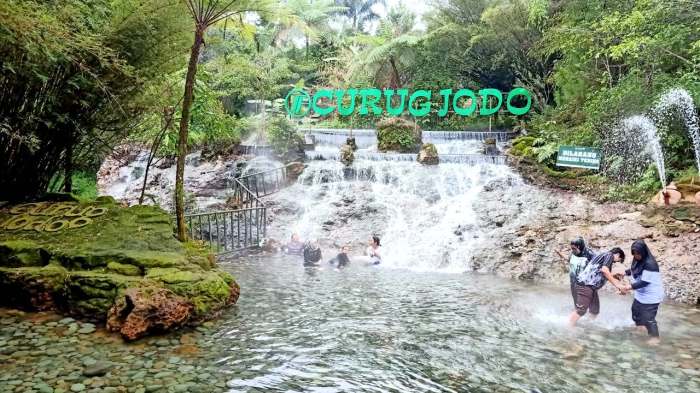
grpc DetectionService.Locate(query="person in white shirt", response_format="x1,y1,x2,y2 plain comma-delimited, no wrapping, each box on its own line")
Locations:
366,235,382,265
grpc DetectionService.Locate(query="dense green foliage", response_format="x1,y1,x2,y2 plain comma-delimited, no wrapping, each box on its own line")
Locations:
267,116,304,154
3,0,700,203
376,117,421,152
0,0,191,201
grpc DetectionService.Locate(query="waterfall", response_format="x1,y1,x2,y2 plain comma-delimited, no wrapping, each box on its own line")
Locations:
270,155,517,272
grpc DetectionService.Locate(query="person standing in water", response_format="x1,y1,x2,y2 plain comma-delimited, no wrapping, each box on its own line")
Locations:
303,239,323,267
366,235,382,265
284,233,304,256
620,240,664,344
569,247,626,327
556,237,596,306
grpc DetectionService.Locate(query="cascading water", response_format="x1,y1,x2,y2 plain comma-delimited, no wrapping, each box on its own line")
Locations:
270,133,518,272
655,88,700,171
621,115,667,187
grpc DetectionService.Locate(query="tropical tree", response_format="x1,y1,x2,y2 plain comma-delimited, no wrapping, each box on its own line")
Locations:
0,0,190,201
279,0,346,56
175,0,274,241
354,4,420,88
335,0,386,33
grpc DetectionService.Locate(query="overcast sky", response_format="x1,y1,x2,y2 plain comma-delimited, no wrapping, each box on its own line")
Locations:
370,0,432,31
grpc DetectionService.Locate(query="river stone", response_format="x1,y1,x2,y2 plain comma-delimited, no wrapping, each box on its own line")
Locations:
70,384,85,392
35,382,53,393
77,325,95,334
83,361,111,377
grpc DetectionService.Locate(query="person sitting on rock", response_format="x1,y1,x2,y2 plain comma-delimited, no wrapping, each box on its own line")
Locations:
366,235,382,265
284,233,304,256
303,239,323,267
328,245,351,269
555,237,596,307
569,247,626,328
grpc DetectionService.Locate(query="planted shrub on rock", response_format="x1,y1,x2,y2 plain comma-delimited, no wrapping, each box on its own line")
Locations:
0,197,239,340
267,116,304,162
376,118,422,153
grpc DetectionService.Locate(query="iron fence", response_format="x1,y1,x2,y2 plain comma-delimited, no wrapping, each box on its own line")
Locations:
182,165,288,254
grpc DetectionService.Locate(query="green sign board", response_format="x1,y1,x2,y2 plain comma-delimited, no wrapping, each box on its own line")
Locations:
556,146,601,170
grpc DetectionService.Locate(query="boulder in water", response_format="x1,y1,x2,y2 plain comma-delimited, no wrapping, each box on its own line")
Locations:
286,162,305,182
346,137,358,151
483,138,499,155
340,144,355,166
417,143,439,165
106,287,193,341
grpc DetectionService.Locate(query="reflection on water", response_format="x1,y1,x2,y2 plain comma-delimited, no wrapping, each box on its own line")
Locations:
1,254,699,392
212,255,700,393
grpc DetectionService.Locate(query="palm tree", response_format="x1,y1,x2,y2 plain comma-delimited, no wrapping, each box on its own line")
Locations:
174,0,274,241
283,0,347,56
335,0,386,32
355,4,419,88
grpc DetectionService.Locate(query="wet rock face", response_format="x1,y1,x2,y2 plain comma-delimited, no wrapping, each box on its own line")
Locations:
340,144,355,166
417,143,439,165
470,178,700,305
0,198,240,339
106,287,193,341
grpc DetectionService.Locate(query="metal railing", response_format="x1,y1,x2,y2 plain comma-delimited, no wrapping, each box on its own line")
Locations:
183,165,288,254
236,166,288,200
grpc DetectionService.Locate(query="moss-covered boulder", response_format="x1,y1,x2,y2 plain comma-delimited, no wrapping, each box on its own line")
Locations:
417,143,439,165
376,117,422,153
0,197,239,339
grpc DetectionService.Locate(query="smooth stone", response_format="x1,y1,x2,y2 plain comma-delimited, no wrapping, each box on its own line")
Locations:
35,382,53,393
83,362,112,377
70,384,85,392
167,357,181,364
59,318,75,324
77,326,95,334
82,358,97,367
145,385,163,392
46,349,61,356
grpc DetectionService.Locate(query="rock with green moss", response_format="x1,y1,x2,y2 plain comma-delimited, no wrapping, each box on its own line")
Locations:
0,197,239,339
376,117,422,153
417,143,439,165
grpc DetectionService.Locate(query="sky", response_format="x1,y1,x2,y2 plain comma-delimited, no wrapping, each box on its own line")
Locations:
371,0,432,31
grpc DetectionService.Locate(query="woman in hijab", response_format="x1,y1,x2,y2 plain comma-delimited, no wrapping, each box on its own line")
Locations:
556,237,596,306
621,239,664,343
303,239,323,267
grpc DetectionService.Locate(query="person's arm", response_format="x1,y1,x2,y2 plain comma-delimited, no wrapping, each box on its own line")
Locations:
630,279,650,290
554,249,566,261
601,266,623,290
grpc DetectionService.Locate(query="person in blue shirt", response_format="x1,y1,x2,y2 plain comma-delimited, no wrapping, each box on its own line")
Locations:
620,239,664,344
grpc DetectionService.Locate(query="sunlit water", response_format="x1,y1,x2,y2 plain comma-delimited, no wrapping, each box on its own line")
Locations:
212,255,700,393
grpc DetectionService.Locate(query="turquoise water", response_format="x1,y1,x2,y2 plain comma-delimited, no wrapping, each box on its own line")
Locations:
1,254,700,393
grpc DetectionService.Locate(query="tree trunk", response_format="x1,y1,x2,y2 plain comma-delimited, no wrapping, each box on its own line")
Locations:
64,131,73,193
175,25,206,242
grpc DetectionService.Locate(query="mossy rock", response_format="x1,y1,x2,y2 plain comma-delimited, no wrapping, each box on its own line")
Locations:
0,240,49,267
0,200,239,332
376,117,422,153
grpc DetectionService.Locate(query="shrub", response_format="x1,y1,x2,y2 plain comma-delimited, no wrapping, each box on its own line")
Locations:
376,117,421,153
267,116,303,154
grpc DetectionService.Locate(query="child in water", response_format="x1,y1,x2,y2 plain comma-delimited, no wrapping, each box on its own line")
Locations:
302,239,322,267
328,245,351,269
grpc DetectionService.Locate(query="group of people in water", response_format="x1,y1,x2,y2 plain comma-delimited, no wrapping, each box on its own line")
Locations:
283,233,382,269
556,238,664,344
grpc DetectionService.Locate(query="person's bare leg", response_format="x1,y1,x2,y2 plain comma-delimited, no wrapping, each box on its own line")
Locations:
647,337,660,346
569,311,582,327
588,313,598,321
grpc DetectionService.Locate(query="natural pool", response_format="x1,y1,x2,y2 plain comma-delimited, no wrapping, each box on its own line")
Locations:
2,254,699,393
